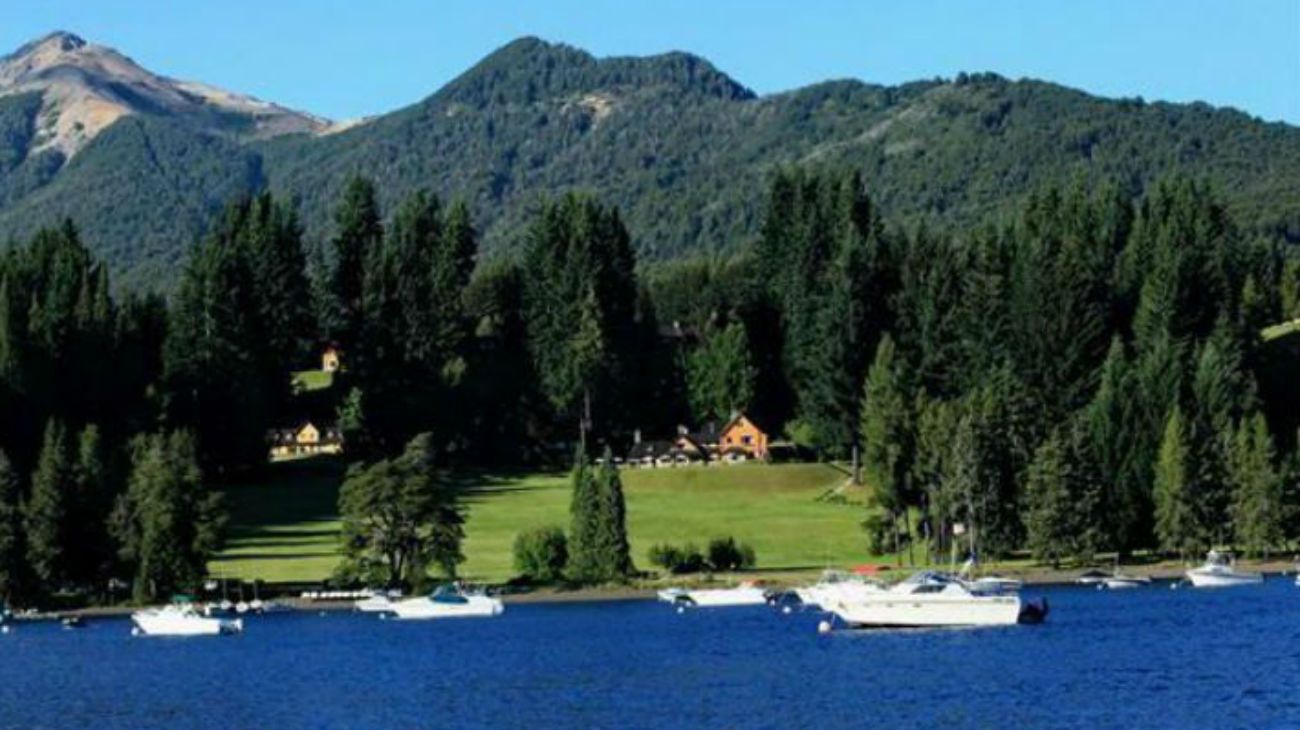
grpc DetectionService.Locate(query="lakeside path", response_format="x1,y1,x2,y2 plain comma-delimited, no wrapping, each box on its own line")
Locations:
28,557,1299,621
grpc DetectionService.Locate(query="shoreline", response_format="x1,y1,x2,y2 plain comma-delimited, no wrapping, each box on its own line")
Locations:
19,559,1296,621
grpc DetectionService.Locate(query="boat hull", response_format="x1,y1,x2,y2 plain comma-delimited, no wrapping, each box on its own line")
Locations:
1103,578,1148,590
389,595,504,620
1186,571,1263,588
831,595,1023,628
671,587,769,607
132,612,242,637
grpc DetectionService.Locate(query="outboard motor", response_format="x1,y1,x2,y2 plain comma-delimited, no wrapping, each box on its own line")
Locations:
1018,597,1049,625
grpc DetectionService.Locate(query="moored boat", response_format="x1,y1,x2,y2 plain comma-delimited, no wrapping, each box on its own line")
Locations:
793,570,885,608
660,581,770,608
132,600,243,637
355,589,402,613
828,572,1046,628
1102,574,1151,590
967,576,1023,595
1076,569,1110,585
388,584,504,620
1186,551,1263,588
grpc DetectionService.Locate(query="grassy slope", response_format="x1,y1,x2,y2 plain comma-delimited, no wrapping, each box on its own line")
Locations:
212,458,865,584
291,370,334,392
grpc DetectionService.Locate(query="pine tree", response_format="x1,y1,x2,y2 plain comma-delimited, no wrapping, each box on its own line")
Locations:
565,446,604,583
1228,413,1283,557
25,420,72,587
329,176,384,353
66,424,112,589
1083,338,1144,552
522,195,637,439
1154,407,1201,559
594,448,633,579
685,321,756,422
111,432,225,602
860,335,913,560
0,450,28,605
1024,431,1074,567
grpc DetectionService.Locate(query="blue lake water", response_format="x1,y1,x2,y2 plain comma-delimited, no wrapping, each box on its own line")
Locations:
1,579,1298,729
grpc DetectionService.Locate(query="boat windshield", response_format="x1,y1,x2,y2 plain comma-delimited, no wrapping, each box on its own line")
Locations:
430,584,469,604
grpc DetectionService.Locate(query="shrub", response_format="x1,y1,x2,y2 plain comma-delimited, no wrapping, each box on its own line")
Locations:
513,526,569,582
706,536,757,571
648,542,707,574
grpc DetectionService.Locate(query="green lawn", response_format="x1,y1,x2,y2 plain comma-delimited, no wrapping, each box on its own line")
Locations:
291,369,335,392
212,458,869,584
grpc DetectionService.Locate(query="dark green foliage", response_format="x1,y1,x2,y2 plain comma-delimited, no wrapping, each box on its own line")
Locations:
1153,407,1200,558
860,335,914,558
24,420,73,587
566,447,633,584
162,196,305,474
11,39,1300,294
337,433,465,587
1228,413,1284,557
684,321,756,423
522,194,638,440
705,536,756,571
757,169,886,456
110,432,225,602
0,450,28,604
511,526,568,583
326,176,382,354
1024,422,1105,566
647,542,706,574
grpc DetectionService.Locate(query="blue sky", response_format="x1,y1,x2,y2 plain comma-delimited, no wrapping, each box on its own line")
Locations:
6,1,1298,124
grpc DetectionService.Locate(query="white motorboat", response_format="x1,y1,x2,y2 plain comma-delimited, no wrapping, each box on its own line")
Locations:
1076,569,1110,585
828,572,1047,628
967,576,1023,595
660,582,770,608
1186,551,1263,588
794,570,885,608
388,585,504,620
1103,574,1151,589
132,601,243,637
355,594,396,613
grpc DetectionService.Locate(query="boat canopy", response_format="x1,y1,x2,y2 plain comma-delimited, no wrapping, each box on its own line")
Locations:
430,584,470,604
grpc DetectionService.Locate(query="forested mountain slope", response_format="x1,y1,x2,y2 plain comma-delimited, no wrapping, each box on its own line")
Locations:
1,35,1298,286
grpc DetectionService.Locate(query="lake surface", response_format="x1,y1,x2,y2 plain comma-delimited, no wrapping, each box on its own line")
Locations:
1,579,1298,729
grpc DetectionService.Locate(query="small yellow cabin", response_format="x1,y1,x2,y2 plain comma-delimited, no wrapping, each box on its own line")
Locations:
268,421,343,459
321,346,342,373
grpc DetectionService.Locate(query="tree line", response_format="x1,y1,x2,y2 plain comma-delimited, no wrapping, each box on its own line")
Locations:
0,169,1297,604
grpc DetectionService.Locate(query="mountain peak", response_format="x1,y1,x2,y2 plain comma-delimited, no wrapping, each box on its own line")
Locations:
6,30,87,60
437,36,753,107
0,30,330,159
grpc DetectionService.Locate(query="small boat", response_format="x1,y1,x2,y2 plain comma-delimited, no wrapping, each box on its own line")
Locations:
132,600,243,637
967,576,1023,595
828,571,1046,628
660,581,770,608
793,570,885,608
388,584,504,620
355,591,399,613
1102,574,1151,590
60,616,86,629
1076,569,1110,585
1186,551,1263,588
1100,558,1151,589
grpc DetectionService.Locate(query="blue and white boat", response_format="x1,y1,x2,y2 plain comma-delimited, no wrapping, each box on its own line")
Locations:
389,584,504,620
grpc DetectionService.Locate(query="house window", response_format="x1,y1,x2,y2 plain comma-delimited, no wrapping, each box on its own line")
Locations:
742,435,752,445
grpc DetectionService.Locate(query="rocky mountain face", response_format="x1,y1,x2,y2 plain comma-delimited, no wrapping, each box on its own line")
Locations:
0,31,330,159
1,33,1298,288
